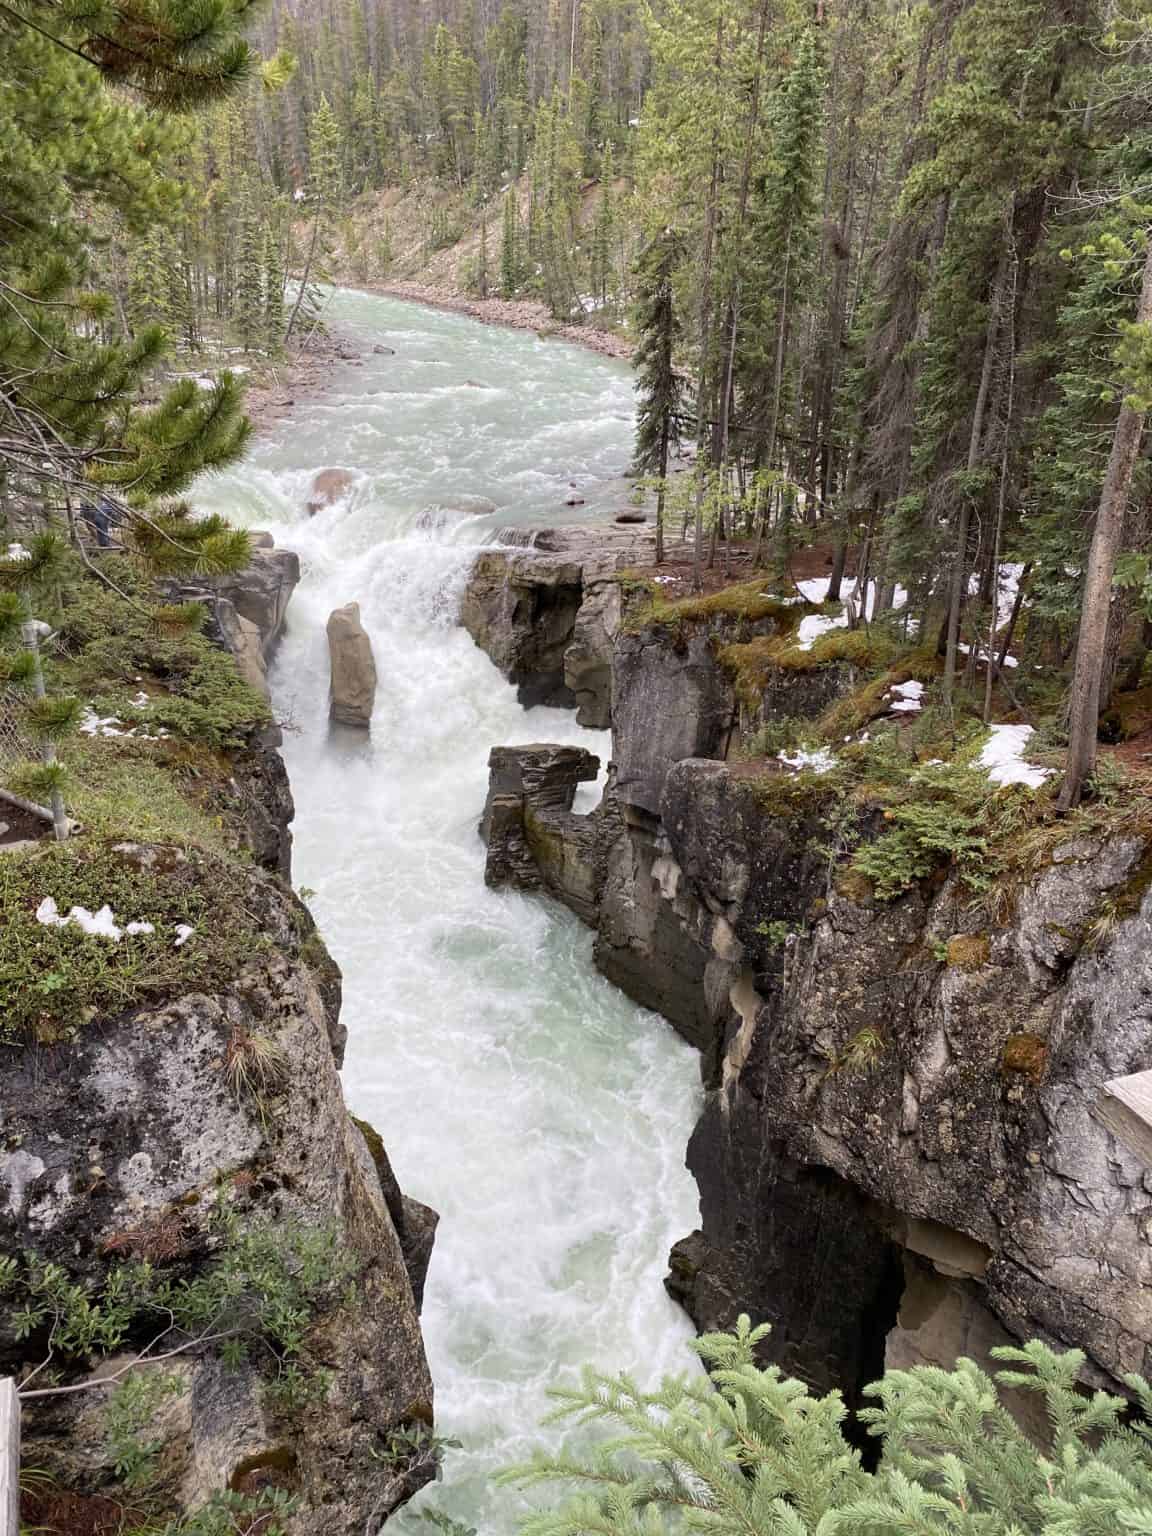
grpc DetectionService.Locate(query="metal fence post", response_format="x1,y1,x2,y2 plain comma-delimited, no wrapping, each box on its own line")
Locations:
0,1377,19,1536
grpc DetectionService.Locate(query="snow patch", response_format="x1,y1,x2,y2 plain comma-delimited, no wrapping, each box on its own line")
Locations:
888,678,925,714
778,746,836,775
791,576,910,650
979,724,1052,789
37,898,162,942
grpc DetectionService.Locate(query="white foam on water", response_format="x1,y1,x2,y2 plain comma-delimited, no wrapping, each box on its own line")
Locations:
195,290,701,1534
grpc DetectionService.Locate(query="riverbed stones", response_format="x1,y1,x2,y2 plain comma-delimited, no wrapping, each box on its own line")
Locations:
327,602,377,728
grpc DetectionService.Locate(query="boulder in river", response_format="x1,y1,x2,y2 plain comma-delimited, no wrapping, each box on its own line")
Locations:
307,467,356,515
327,602,378,728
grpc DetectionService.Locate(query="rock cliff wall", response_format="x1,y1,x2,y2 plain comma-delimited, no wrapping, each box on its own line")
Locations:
468,538,1152,1417
1,556,435,1534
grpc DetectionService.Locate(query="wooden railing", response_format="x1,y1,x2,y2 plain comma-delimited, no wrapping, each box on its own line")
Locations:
1095,1070,1152,1168
0,1378,18,1536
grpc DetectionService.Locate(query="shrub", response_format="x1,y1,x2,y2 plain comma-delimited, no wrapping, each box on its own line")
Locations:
851,795,989,900
502,1317,1152,1534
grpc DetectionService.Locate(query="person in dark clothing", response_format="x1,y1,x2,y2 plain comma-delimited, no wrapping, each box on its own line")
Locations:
84,496,117,548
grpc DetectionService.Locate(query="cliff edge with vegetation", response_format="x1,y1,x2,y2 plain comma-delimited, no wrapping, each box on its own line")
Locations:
0,548,435,1536
465,532,1152,1422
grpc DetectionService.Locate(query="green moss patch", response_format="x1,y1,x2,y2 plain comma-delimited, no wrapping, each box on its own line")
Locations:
819,651,941,739
744,766,843,818
0,840,267,1042
945,932,991,970
622,577,804,636
53,563,270,749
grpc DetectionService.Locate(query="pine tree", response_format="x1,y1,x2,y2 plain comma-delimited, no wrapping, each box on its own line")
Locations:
590,144,616,312
234,186,265,352
307,93,346,216
0,0,267,519
264,222,286,352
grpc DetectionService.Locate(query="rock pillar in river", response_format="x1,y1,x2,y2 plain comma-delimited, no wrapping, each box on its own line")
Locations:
327,602,378,728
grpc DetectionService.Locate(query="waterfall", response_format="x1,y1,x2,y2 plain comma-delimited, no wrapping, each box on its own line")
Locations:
195,290,700,1534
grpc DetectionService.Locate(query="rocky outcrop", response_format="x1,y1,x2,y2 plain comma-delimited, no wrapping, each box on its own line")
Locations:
478,585,1152,1416
563,566,622,729
1,617,434,1531
1,852,434,1534
327,602,378,728
480,744,621,925
210,539,301,665
460,550,585,708
229,724,297,881
459,524,654,723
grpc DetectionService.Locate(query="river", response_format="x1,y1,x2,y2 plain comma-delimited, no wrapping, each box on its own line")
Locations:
193,288,701,1533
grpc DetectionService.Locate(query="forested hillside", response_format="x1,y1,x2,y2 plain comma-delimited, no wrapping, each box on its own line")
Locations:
157,0,1152,805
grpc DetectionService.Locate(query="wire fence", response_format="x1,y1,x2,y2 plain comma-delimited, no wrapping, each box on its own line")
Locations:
0,688,35,787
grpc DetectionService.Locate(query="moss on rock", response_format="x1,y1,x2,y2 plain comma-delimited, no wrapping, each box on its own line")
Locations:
946,933,992,971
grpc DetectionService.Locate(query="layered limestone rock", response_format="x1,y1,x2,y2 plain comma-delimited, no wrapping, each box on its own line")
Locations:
327,602,378,728
459,524,653,724
210,539,300,664
480,743,621,926
477,582,1152,1415
460,549,585,708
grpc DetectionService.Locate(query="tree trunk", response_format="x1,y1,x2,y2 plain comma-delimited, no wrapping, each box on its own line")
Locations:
692,11,725,594
1058,233,1152,810
943,227,1011,705
655,420,668,566
714,0,771,472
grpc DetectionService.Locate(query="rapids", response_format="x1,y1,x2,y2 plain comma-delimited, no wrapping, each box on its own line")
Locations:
194,288,701,1533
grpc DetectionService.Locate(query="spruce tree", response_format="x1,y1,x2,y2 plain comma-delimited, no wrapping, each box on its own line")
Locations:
501,188,523,297
591,145,617,312
632,233,687,565
234,186,266,353
503,1317,1152,1534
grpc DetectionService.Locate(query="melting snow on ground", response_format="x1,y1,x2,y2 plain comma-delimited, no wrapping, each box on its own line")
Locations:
778,746,836,774
80,707,167,740
979,724,1052,789
888,679,924,714
791,576,910,651
36,897,189,945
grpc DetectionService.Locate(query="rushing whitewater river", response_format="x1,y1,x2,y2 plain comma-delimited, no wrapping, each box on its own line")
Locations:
194,289,701,1533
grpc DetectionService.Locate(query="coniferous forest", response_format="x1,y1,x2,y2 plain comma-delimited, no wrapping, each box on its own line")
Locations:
8,0,1152,804
10,0,1152,1530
